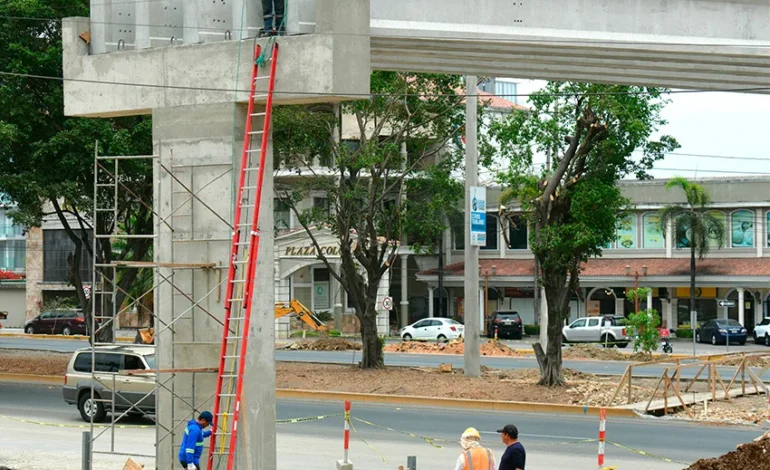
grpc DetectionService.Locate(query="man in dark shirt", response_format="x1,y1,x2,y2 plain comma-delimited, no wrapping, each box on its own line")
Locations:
497,424,526,470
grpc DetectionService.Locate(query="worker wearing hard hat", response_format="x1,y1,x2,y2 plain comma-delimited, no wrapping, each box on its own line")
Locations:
453,427,496,470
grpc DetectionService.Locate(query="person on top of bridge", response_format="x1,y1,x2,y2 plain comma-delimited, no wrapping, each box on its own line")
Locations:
262,0,285,36
454,427,496,470
178,411,213,470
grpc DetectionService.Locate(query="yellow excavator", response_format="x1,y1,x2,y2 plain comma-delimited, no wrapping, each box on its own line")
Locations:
134,299,327,344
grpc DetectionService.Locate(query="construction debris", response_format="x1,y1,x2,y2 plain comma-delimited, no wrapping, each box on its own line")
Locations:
438,363,452,373
561,344,667,362
687,430,770,470
285,338,362,351
122,458,145,470
383,339,522,357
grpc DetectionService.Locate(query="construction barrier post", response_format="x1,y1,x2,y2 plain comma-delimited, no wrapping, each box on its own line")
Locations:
81,431,91,470
765,393,770,429
598,407,607,469
407,455,417,470
336,401,353,470
494,327,498,342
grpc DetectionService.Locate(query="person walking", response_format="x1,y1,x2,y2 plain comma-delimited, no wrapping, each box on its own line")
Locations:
178,411,213,470
261,0,285,36
497,425,526,470
454,427,496,470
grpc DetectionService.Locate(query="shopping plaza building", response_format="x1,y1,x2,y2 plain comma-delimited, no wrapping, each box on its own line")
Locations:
274,176,770,334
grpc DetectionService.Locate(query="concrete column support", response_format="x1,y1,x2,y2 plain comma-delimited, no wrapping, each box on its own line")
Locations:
666,219,674,258
153,102,275,470
183,0,200,45
134,0,151,49
463,75,480,378
400,254,409,327
428,287,435,318
738,287,746,326
663,301,672,330
670,298,678,328
756,213,764,258
647,290,653,312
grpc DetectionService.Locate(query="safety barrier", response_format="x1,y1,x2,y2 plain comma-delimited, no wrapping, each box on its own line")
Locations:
598,407,606,468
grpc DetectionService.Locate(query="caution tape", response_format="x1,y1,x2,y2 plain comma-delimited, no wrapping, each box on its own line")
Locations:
527,438,598,448
607,440,690,465
276,413,341,425
353,417,448,449
0,414,153,429
349,416,387,463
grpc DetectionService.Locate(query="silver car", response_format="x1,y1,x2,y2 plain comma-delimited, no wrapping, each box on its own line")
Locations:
63,345,156,422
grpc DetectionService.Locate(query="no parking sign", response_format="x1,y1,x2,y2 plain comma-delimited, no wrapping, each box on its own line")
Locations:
382,296,393,311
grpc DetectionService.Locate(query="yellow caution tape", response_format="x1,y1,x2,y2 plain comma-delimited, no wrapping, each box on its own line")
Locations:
349,417,387,463
353,417,448,449
276,413,341,424
527,438,598,448
0,414,152,429
607,440,690,465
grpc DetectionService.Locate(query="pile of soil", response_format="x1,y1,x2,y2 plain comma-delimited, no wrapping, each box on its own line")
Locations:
675,394,768,425
285,338,362,351
687,431,770,470
561,344,667,363
383,340,522,357
0,349,69,376
721,355,770,367
277,362,637,405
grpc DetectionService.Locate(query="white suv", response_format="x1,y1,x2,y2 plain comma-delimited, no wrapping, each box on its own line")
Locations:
753,317,770,346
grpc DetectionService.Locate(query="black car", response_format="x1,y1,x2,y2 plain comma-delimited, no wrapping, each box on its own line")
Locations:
487,311,523,339
24,309,87,336
696,319,747,345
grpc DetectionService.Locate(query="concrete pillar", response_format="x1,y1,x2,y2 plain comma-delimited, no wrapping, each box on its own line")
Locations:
134,0,151,49
153,102,275,470
89,0,106,54
756,213,765,258
400,254,409,327
463,75,480,378
24,227,43,321
428,287,435,318
738,287,745,326
670,298,678,328
665,219,674,258
182,0,200,45
663,301,672,330
647,289,653,312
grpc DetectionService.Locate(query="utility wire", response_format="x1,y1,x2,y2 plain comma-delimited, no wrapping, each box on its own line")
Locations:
2,70,770,99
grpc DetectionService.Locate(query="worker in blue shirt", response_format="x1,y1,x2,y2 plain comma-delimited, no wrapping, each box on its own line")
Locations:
262,0,285,36
178,411,213,470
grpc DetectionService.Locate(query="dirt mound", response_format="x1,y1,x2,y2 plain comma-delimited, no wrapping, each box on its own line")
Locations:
383,340,522,357
287,338,362,351
687,431,770,470
561,344,666,362
0,349,69,376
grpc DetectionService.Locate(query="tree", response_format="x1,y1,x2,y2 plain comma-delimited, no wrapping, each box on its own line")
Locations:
493,82,679,386
273,72,471,368
0,0,153,342
659,177,725,330
625,287,661,356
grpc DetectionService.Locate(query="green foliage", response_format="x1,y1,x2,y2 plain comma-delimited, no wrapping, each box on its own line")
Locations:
659,177,726,258
524,324,540,336
314,310,334,323
624,288,661,355
492,82,679,385
675,328,694,339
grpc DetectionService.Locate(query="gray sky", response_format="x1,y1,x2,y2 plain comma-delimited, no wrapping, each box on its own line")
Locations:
513,80,770,180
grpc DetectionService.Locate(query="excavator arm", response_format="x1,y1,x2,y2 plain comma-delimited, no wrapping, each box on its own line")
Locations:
275,299,329,334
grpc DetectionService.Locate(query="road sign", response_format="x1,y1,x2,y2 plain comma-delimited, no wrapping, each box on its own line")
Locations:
83,285,91,300
718,300,735,307
382,296,393,311
470,186,487,247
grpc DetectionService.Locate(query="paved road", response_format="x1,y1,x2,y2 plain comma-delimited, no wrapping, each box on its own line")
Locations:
0,381,763,469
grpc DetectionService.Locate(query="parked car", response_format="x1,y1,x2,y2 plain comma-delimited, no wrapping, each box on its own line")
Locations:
63,345,156,422
24,309,87,336
696,319,747,345
486,311,523,339
754,317,770,346
400,318,464,342
562,315,630,348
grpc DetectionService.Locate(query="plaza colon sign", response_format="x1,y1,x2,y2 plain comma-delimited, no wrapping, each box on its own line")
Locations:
284,245,341,257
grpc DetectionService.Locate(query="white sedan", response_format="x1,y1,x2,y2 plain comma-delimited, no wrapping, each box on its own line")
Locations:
400,318,464,342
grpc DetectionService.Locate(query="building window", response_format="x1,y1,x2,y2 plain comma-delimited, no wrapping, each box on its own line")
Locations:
508,216,528,250
731,210,754,248
0,239,25,271
0,210,23,238
274,198,291,231
482,214,499,251
616,215,637,249
495,81,517,99
43,229,92,283
313,197,330,219
452,221,465,250
707,211,727,248
642,213,664,249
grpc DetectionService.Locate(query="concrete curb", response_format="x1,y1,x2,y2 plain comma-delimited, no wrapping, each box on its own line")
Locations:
0,373,63,385
275,389,639,418
0,333,133,343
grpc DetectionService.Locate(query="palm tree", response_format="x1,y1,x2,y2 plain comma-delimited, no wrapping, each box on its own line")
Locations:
660,177,725,331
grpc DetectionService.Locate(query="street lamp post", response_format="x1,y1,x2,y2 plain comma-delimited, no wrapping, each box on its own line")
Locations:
625,264,648,315
482,265,498,335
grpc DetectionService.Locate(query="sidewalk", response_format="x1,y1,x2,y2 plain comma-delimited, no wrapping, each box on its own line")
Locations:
0,327,136,342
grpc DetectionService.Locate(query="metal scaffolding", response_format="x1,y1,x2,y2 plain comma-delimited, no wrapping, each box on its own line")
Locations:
87,144,231,469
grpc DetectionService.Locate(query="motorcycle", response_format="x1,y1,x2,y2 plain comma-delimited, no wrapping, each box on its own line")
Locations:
660,328,673,354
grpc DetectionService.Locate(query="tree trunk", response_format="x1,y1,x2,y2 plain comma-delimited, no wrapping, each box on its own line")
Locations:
690,243,696,327
359,308,384,369
534,281,569,386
